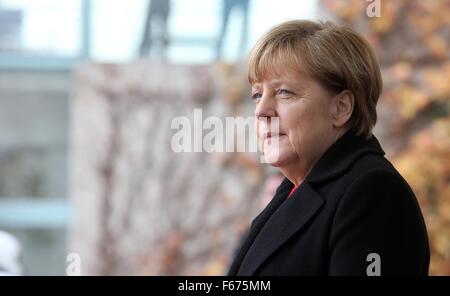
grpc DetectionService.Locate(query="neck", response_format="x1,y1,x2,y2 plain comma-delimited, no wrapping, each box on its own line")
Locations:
279,128,349,187
278,157,316,187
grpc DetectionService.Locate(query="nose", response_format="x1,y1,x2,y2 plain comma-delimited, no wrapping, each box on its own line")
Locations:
255,94,277,119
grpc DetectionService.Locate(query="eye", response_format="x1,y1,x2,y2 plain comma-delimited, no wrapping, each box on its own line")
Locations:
251,92,262,100
277,89,294,98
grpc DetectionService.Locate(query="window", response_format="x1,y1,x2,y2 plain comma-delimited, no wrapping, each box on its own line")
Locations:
0,0,90,69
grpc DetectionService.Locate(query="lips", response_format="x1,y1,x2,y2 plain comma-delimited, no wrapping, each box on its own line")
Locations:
264,132,286,138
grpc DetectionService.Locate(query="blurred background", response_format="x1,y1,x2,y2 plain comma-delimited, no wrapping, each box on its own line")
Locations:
0,0,448,275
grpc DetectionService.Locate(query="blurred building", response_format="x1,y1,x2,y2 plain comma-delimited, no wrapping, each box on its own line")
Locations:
0,8,22,51
0,0,88,276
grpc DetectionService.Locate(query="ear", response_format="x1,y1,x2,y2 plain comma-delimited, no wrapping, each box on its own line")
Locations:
330,90,354,128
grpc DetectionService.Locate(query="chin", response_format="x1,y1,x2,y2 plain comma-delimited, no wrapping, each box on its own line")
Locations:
263,150,296,167
263,136,297,167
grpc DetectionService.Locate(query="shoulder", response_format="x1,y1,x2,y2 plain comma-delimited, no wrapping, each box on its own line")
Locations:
325,150,425,227
341,155,417,208
350,152,412,189
348,152,399,178
321,152,414,205
333,158,425,231
328,158,429,275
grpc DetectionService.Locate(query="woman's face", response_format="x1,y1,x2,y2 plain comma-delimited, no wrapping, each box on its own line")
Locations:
252,69,337,171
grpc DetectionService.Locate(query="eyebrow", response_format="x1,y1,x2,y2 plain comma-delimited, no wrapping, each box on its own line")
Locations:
251,80,285,88
252,79,306,91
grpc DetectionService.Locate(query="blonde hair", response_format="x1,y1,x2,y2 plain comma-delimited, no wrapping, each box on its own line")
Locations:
248,20,382,138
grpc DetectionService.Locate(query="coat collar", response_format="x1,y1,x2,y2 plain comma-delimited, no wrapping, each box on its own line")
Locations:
236,181,324,275
306,130,385,184
227,181,290,275
230,131,385,275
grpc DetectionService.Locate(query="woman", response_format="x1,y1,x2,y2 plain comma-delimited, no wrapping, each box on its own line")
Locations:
227,20,430,276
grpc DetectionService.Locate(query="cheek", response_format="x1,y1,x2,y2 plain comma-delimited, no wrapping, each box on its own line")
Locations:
281,115,303,156
286,125,305,155
285,112,326,154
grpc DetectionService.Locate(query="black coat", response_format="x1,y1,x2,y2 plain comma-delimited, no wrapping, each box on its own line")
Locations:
228,131,430,276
